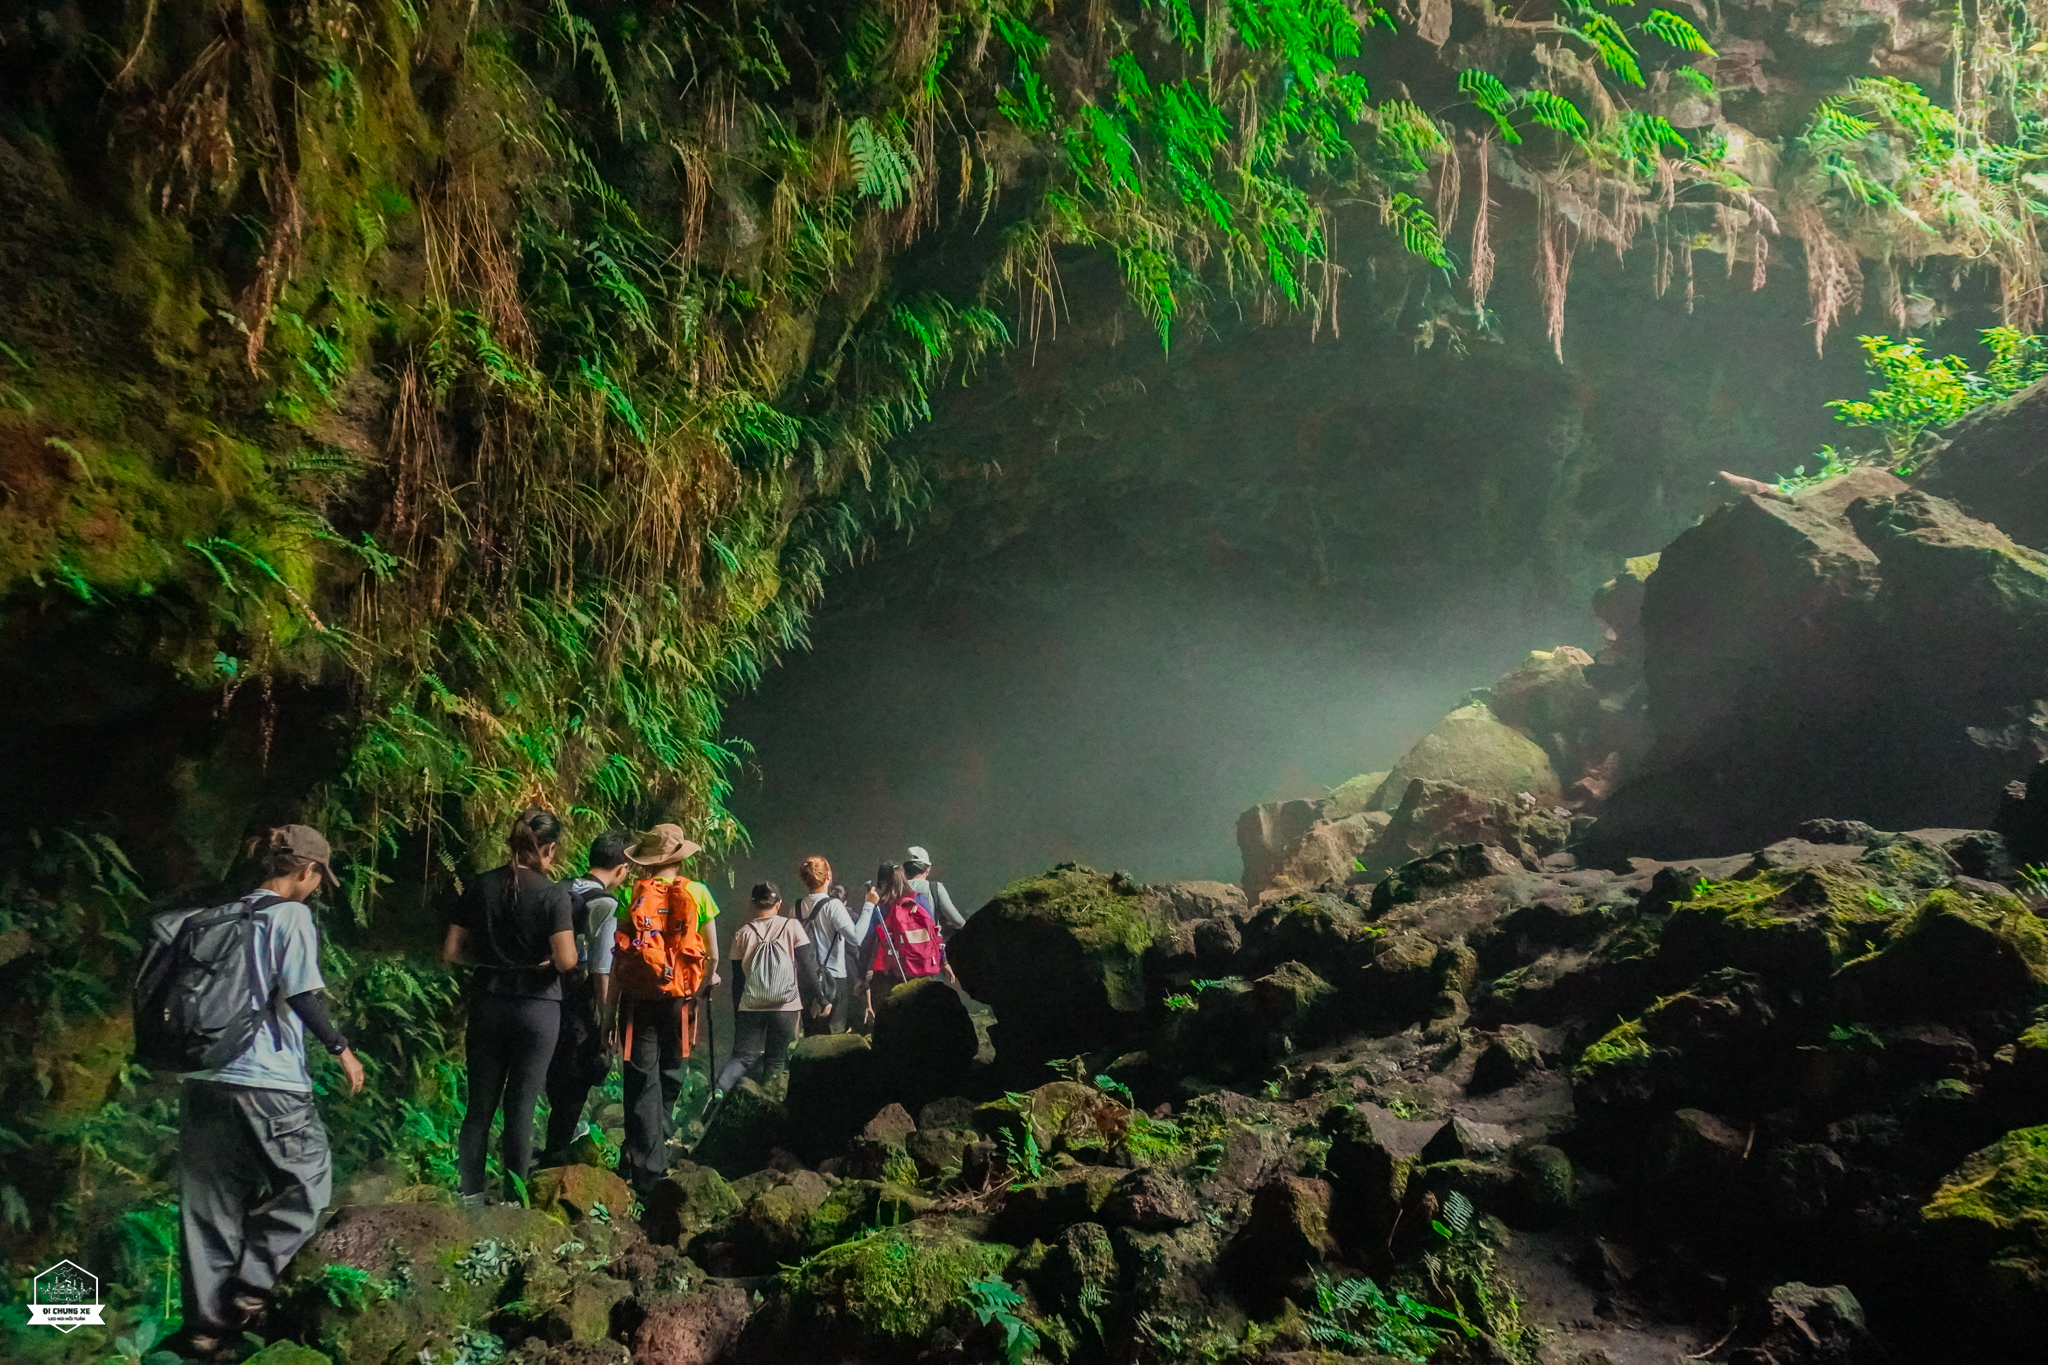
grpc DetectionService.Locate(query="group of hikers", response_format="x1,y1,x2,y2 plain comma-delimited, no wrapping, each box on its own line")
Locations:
140,813,966,1359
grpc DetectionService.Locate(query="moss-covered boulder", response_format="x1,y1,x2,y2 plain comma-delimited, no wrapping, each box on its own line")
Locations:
1833,889,2048,1020
693,1078,788,1177
1662,866,1902,991
1036,1221,1120,1325
1573,968,1785,1115
1469,1028,1545,1093
1512,1144,1578,1229
526,1165,634,1226
277,1201,572,1365
1921,1125,2048,1330
1367,702,1562,812
976,1079,1129,1158
781,1219,1014,1343
641,1163,740,1247
1225,1176,1335,1311
950,865,1171,1068
995,1165,1123,1243
1238,893,1372,975
1322,1110,1408,1256
243,1346,334,1365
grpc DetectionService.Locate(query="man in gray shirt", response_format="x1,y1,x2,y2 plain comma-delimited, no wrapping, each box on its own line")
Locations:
156,825,363,1360
905,845,965,930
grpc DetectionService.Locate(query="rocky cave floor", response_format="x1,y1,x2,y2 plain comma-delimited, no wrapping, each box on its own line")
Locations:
93,816,2046,1365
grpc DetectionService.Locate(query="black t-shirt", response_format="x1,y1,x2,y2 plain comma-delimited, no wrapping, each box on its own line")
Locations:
454,866,575,1000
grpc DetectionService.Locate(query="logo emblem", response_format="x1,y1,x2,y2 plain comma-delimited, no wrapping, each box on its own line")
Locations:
28,1260,104,1332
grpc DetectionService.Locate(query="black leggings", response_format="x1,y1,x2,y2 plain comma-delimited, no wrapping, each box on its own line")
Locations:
458,992,560,1197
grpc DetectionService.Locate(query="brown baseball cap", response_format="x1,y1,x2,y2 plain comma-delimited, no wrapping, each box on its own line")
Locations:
271,824,339,888
626,822,702,867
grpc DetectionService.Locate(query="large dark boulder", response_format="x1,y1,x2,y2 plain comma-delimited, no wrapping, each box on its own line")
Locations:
871,976,979,1108
1585,474,2048,862
949,864,1171,1069
1919,375,2048,551
783,1033,885,1162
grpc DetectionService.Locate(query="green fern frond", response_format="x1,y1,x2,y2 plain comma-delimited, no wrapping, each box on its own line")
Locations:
1523,89,1590,142
1457,69,1522,143
549,0,624,134
1383,193,1453,268
849,116,919,209
1801,97,1877,151
1570,11,1645,86
1674,66,1716,96
1641,9,1717,56
1850,75,1959,160
1612,111,1690,172
1373,99,1447,172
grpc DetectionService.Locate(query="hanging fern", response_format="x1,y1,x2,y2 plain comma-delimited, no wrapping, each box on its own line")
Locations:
1641,9,1717,56
1852,75,1959,162
1458,69,1522,144
1802,98,1878,151
549,0,625,133
1523,89,1590,142
1570,10,1645,87
849,116,919,209
1373,99,1448,173
1384,192,1453,268
1611,111,1690,173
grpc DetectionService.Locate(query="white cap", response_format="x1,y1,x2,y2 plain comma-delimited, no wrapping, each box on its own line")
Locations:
907,846,932,867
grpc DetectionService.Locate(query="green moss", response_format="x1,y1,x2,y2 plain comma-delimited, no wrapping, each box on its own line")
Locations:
784,1220,1014,1340
1000,864,1163,957
1924,1126,2048,1234
243,1345,335,1365
1574,1019,1652,1079
1669,867,1905,984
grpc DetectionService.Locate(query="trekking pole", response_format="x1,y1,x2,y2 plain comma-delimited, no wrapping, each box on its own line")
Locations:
688,982,725,1157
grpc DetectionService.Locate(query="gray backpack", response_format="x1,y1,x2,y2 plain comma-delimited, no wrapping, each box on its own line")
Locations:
739,918,800,1009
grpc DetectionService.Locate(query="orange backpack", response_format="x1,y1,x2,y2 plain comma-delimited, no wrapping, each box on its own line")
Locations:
612,878,709,1000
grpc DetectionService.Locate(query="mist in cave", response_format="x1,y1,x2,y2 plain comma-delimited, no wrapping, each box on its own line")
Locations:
719,243,1859,909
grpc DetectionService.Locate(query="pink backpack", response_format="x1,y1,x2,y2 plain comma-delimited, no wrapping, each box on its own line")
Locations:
871,895,946,978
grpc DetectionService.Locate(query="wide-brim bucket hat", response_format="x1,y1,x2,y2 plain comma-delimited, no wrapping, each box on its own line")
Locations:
627,822,701,866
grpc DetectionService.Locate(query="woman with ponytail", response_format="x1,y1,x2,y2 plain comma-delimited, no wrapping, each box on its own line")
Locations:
442,806,577,1200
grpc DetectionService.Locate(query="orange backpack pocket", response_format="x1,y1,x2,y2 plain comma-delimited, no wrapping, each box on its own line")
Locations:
614,879,708,999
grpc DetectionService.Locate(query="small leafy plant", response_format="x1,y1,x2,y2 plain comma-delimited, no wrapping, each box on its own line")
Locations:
1304,1271,1462,1362
964,1275,1040,1365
